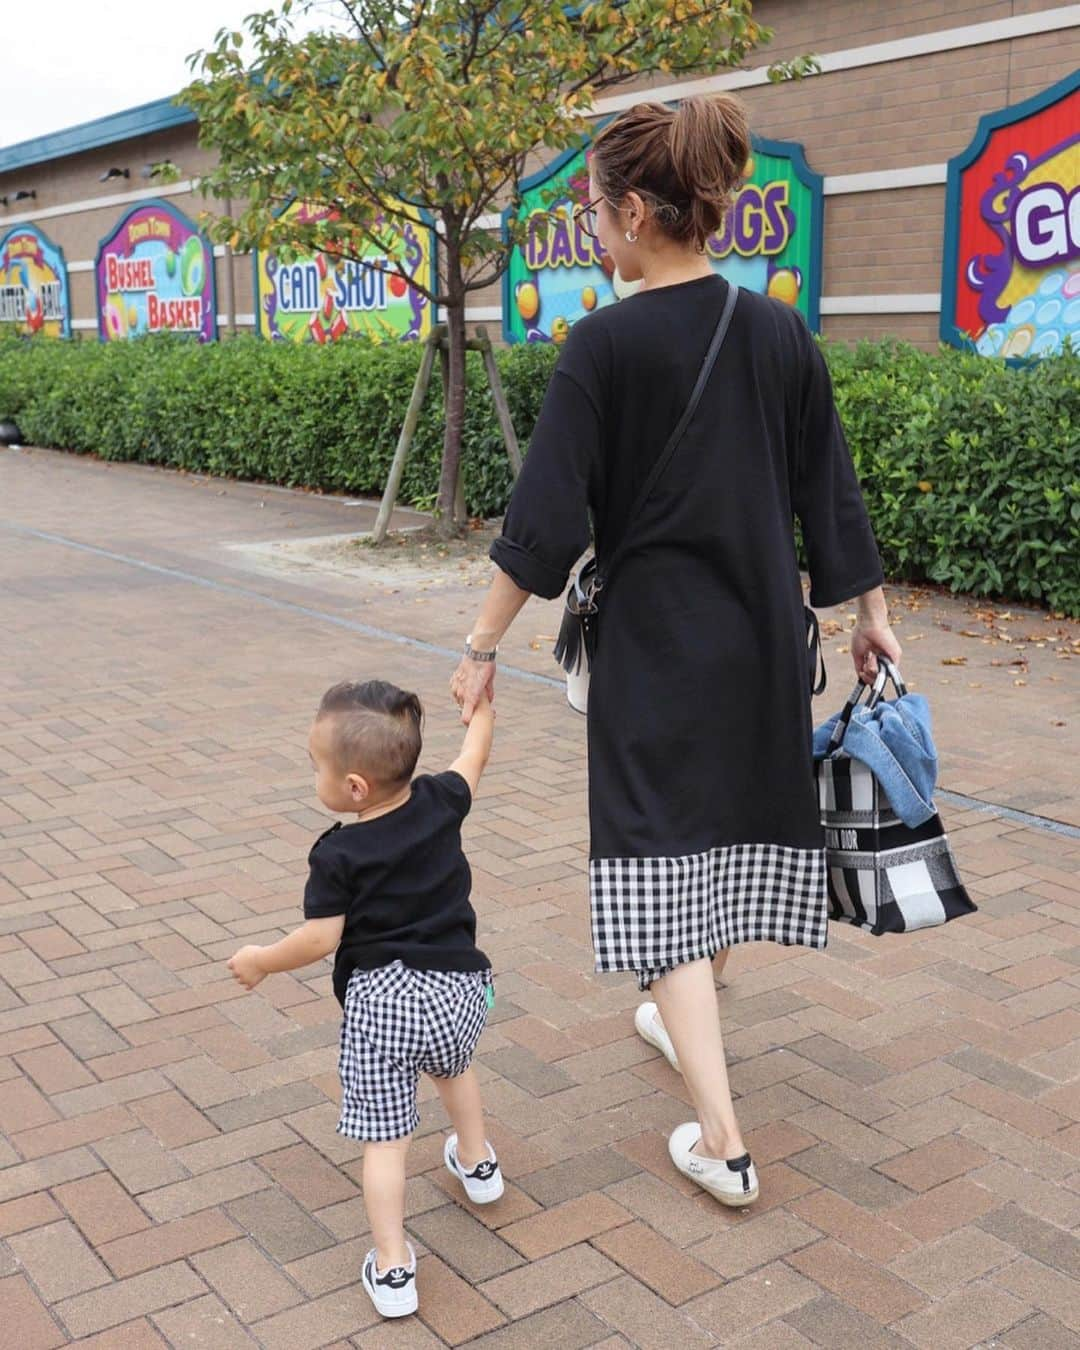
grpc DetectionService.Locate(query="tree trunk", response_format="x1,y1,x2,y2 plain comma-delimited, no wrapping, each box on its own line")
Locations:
435,234,468,538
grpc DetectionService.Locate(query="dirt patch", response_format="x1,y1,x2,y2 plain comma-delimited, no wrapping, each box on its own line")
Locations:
227,520,501,590
338,520,500,572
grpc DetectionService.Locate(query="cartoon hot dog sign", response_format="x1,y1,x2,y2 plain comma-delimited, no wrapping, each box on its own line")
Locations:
0,225,71,338
943,71,1080,358
95,201,216,342
503,130,822,343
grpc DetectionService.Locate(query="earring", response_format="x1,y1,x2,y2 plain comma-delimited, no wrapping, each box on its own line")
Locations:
625,229,638,243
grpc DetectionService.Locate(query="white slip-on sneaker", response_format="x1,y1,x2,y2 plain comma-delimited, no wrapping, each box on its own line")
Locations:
444,1133,504,1204
668,1122,759,1206
361,1241,418,1318
634,1002,681,1072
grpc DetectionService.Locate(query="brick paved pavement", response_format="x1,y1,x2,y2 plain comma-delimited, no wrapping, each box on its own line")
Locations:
1,445,1078,1348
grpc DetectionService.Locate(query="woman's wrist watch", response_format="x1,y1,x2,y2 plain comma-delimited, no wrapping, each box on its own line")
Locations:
464,635,498,662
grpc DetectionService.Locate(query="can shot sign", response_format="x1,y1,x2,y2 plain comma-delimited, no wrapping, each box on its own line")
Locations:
0,225,71,338
942,70,1080,358
503,132,822,344
95,201,216,343
255,202,435,343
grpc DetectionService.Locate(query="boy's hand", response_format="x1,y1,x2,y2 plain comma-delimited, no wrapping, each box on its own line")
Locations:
228,945,267,991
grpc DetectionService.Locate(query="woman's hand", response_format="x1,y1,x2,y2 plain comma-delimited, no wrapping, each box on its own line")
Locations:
851,620,902,685
450,657,495,725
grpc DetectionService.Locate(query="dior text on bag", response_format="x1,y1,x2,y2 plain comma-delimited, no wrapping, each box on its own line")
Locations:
554,283,741,715
815,657,976,934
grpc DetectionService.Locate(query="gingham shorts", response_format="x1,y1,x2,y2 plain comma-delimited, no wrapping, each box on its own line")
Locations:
337,961,491,1142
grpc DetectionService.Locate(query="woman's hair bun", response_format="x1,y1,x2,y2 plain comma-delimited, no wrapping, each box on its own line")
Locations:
669,95,751,201
592,93,751,250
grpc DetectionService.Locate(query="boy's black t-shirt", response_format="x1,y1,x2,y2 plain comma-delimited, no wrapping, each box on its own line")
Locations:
303,771,490,1005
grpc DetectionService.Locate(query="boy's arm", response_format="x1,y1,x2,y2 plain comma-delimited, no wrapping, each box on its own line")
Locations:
228,915,345,991
449,692,494,797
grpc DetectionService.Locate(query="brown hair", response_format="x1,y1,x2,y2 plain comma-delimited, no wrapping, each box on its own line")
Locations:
317,679,423,785
591,95,751,250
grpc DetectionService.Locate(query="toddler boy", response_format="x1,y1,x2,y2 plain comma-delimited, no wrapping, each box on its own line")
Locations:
227,679,500,1319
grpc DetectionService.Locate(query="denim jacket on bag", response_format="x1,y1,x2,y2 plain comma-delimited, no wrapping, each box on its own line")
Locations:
813,692,939,828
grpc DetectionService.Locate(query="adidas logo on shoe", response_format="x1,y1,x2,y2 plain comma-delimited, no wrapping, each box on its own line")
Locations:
444,1132,504,1204
361,1243,417,1319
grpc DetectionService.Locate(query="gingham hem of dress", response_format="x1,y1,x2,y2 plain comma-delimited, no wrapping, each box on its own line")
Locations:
590,842,828,987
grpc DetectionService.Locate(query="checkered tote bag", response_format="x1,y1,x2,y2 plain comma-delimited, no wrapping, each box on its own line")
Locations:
815,660,975,934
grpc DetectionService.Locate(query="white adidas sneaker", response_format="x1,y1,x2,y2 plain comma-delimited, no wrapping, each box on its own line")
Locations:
444,1133,504,1204
634,1001,681,1072
361,1241,417,1318
668,1123,759,1206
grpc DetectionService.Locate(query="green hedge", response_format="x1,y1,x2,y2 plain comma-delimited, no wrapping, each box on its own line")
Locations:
826,340,1080,615
0,333,553,525
1,331,1078,614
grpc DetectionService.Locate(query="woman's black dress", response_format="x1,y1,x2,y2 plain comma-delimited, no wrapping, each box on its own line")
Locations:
491,276,884,983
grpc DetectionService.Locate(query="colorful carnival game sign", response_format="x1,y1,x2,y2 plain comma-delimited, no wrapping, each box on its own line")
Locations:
0,224,71,338
255,202,435,343
942,70,1080,358
95,201,216,342
503,131,822,343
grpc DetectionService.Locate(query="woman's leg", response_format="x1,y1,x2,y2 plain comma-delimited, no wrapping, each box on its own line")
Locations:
642,946,730,1057
651,956,745,1159
432,1066,488,1167
363,1136,412,1270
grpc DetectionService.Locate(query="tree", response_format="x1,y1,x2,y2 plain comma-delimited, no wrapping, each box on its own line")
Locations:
183,1,809,535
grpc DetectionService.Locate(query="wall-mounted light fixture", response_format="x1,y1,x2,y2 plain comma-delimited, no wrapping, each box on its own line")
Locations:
99,167,130,183
13,189,36,202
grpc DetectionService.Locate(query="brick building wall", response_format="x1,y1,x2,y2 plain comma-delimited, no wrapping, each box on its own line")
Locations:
2,2,1078,347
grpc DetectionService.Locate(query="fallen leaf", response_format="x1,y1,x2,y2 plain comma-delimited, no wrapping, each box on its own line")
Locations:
1051,720,1066,726
1014,679,1027,686
942,657,967,666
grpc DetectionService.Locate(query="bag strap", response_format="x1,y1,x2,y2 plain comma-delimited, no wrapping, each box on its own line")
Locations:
828,656,907,750
599,281,739,585
806,607,827,696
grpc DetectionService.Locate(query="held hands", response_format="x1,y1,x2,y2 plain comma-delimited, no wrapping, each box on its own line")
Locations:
227,945,267,991
450,656,495,725
851,620,903,685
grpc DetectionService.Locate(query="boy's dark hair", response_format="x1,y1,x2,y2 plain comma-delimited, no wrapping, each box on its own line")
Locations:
316,680,424,785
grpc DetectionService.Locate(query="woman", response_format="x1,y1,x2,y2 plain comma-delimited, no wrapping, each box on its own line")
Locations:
451,95,901,1207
